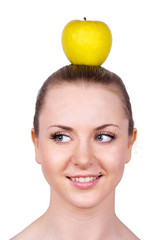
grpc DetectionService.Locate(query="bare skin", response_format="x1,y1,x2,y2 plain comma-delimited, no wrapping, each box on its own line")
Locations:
11,83,139,240
11,193,139,240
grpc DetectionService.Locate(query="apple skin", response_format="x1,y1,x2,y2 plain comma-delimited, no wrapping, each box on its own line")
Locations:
62,19,112,66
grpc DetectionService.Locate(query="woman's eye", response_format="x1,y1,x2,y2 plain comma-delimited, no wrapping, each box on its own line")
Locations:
96,134,114,143
51,134,71,143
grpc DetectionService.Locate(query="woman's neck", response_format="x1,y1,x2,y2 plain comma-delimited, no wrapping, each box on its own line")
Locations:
42,189,119,240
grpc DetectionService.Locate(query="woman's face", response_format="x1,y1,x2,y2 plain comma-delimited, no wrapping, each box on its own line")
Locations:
32,83,136,209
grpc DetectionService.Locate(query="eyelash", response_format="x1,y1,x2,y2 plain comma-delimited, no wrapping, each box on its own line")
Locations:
50,131,117,144
50,132,71,143
95,132,117,143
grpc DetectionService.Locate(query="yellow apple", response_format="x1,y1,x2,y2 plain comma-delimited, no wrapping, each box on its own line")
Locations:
61,18,112,66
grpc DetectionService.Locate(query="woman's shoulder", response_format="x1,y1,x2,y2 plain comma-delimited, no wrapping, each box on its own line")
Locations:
117,218,140,240
123,230,140,240
10,225,35,240
10,216,44,240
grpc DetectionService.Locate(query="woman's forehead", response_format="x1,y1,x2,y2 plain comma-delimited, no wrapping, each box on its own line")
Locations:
41,83,126,123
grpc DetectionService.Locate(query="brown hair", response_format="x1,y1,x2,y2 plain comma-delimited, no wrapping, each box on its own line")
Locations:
33,64,134,136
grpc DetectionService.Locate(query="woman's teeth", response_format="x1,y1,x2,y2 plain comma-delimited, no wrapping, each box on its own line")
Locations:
70,176,100,183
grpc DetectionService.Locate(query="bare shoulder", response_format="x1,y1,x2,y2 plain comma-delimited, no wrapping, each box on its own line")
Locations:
123,229,140,240
117,218,140,240
10,216,44,240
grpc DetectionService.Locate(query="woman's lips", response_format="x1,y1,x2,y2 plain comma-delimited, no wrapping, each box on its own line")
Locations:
66,174,102,189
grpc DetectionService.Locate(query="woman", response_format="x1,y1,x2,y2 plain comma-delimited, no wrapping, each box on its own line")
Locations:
11,64,139,240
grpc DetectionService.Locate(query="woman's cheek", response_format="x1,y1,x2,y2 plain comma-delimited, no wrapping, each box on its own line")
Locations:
39,148,69,186
100,146,126,177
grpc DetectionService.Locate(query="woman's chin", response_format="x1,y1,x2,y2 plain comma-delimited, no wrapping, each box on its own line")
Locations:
67,200,100,211
64,190,112,211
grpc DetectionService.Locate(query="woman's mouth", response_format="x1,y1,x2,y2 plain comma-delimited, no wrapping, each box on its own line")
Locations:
67,175,102,182
66,174,103,189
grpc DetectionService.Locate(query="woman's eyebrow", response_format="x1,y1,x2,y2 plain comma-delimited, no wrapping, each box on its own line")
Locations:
95,124,119,130
48,125,73,131
48,124,119,131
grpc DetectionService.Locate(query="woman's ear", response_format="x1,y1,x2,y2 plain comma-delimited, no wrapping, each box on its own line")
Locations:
31,128,41,164
125,128,137,164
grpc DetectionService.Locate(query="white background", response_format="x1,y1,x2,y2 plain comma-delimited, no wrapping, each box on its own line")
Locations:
0,0,159,239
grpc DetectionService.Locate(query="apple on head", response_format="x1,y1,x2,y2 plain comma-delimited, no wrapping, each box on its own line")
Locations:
62,18,112,66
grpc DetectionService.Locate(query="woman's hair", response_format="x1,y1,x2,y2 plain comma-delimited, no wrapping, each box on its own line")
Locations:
33,64,134,136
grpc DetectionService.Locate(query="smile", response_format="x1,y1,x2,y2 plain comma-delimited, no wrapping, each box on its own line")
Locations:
68,175,101,183
66,174,102,189
67,174,102,184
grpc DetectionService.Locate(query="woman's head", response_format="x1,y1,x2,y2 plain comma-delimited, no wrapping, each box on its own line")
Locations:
33,64,134,137
31,66,137,209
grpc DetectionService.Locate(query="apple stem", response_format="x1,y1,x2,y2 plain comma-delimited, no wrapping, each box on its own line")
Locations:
84,17,86,21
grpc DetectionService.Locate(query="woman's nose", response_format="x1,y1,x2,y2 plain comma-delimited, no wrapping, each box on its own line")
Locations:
72,141,94,169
